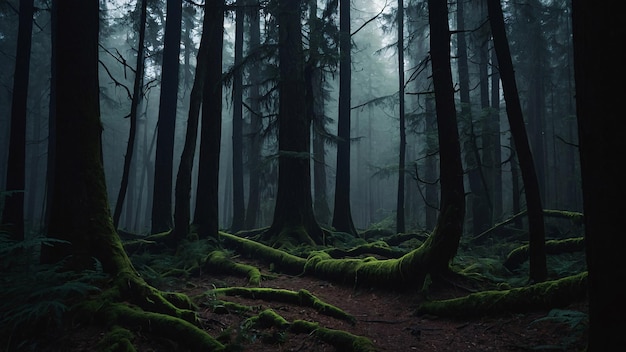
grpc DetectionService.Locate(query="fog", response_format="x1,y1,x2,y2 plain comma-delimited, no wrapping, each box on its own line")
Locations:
0,0,581,236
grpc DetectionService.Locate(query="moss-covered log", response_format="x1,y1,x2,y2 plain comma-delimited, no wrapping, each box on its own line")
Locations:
243,309,375,352
504,237,585,271
204,250,263,285
416,271,588,317
211,287,355,324
325,240,406,259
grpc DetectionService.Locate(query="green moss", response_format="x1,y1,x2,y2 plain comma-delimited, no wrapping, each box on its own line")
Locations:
416,271,588,317
243,308,290,329
290,320,376,352
204,250,262,286
98,325,136,352
211,287,355,323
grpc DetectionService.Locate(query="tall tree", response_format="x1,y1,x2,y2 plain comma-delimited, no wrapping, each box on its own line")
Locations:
172,0,217,242
230,0,246,232
151,0,182,234
331,0,357,236
572,0,626,349
308,0,332,227
426,0,465,272
396,0,406,234
487,0,547,283
41,0,129,271
194,0,225,239
244,0,262,230
2,0,34,241
113,0,148,229
262,0,323,246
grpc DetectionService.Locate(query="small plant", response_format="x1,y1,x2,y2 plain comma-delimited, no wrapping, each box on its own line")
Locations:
0,233,105,350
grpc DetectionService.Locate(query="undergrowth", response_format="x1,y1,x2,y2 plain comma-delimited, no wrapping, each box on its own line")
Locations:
0,233,106,351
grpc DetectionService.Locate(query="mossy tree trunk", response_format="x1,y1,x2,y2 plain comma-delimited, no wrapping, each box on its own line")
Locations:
41,0,132,274
262,0,324,246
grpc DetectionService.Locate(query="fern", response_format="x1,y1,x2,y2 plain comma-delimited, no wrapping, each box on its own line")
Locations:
0,234,106,347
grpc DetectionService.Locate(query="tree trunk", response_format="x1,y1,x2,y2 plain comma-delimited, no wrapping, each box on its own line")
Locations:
332,0,358,237
171,2,215,242
396,0,406,234
427,0,466,273
2,0,34,241
487,0,547,283
572,1,626,349
151,0,182,234
194,0,225,239
41,0,131,272
244,0,262,230
263,0,323,246
230,0,246,233
113,0,147,229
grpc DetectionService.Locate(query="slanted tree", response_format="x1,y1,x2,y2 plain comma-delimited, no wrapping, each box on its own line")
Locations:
113,0,147,229
151,0,182,234
572,0,626,349
332,0,358,237
172,1,219,243
262,0,324,246
2,0,34,241
487,0,547,283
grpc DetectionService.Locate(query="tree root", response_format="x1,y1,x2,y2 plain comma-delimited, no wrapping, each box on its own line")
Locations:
203,250,264,285
209,286,356,324
415,271,588,318
244,308,376,352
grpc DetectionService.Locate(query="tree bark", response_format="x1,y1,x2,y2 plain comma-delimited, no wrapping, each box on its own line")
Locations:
171,1,215,242
426,0,466,273
332,0,358,237
151,0,182,234
487,0,547,283
572,1,626,349
113,0,147,229
231,0,246,232
396,0,406,234
263,0,323,246
2,0,34,241
194,0,225,239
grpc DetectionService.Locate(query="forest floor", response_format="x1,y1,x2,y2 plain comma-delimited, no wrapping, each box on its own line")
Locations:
62,254,588,352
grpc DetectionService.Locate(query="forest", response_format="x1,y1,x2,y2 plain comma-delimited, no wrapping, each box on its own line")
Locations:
0,0,624,351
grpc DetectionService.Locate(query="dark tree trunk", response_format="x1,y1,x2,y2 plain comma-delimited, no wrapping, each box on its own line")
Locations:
231,0,246,233
113,0,147,229
396,0,406,234
2,0,34,241
263,0,323,246
308,0,331,227
171,2,216,242
489,37,503,221
427,0,465,272
194,0,224,239
332,0,357,237
572,1,626,350
41,0,132,273
487,0,547,283
151,0,182,234
244,0,262,230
